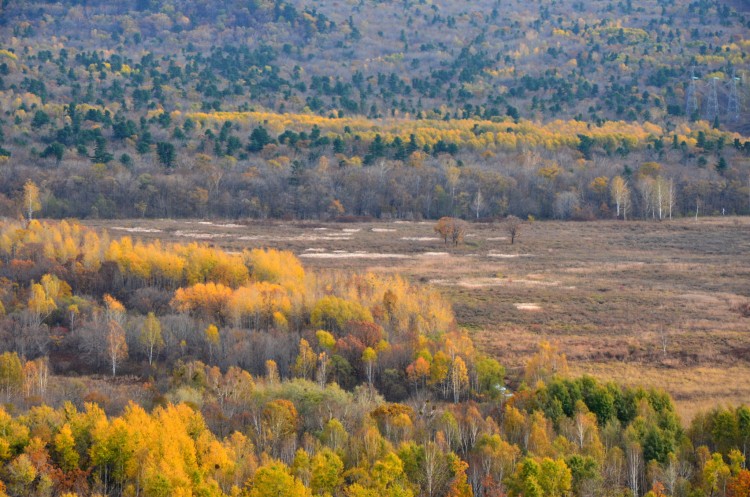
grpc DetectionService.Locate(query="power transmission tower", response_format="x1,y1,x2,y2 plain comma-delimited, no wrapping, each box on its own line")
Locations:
727,72,741,121
686,67,699,117
705,77,719,122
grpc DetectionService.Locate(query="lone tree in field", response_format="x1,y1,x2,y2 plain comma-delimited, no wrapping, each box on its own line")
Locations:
505,215,523,244
434,217,467,246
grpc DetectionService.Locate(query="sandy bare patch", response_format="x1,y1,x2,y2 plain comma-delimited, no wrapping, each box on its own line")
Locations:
430,278,506,288
458,278,506,288
431,277,559,288
313,227,328,231
303,248,326,252
342,228,361,233
111,227,163,233
420,252,450,257
371,228,397,232
677,293,723,304
511,278,560,286
299,251,410,259
291,235,352,241
239,234,351,242
565,262,646,274
195,221,244,228
515,303,542,311
174,231,234,239
487,253,532,258
402,237,441,241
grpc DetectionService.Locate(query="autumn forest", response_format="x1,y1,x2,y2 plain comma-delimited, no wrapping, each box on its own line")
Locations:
0,0,749,496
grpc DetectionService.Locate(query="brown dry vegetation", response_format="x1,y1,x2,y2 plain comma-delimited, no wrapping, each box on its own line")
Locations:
85,216,750,422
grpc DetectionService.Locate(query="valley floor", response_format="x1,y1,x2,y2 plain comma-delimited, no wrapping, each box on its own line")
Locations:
85,216,750,422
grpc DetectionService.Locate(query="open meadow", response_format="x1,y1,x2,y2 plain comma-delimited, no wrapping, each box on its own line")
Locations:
86,216,750,422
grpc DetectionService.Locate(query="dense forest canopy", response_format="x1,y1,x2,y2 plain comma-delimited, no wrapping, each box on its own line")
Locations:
0,0,748,219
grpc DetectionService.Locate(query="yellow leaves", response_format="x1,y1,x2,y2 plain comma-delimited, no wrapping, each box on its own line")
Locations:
642,122,662,136
638,161,662,178
103,294,125,318
105,236,247,288
179,242,248,287
316,330,336,351
451,356,469,403
310,295,373,332
205,324,220,346
22,180,41,221
588,177,609,195
245,248,304,289
28,283,56,318
171,282,234,319
406,356,430,386
185,110,674,155
197,433,234,490
54,423,79,472
293,339,317,380
227,281,291,329
537,163,562,181
273,312,288,332
524,341,569,385
0,50,18,61
329,199,345,216
173,277,298,328
107,319,128,376
248,460,311,497
40,274,71,303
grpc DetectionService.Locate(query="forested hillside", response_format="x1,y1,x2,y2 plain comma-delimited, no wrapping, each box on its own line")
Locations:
0,3,749,495
0,219,747,497
0,0,749,219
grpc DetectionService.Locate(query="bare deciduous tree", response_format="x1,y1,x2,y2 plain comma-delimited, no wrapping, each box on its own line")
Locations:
505,215,522,244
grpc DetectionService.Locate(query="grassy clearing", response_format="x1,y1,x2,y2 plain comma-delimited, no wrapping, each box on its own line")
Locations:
85,217,750,422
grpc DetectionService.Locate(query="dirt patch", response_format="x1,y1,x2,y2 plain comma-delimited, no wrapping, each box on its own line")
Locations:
299,251,411,259
174,231,234,239
196,221,244,228
515,303,542,311
677,293,723,304
111,226,163,233
488,253,533,258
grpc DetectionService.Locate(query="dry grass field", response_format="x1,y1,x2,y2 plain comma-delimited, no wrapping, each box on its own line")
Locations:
85,217,750,422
